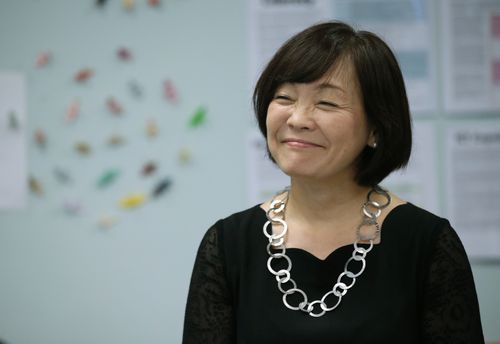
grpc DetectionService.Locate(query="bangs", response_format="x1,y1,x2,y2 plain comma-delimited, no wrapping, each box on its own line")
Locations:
271,35,349,85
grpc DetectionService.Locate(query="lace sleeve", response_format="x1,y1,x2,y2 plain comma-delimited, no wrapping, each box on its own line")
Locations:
422,224,485,344
182,224,235,344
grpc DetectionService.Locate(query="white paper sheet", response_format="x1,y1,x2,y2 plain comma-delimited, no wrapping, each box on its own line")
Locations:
247,0,332,86
444,123,500,259
0,72,27,209
441,0,500,113
382,121,440,215
330,0,437,114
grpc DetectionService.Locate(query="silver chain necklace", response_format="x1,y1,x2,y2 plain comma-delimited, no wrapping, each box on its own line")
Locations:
263,185,391,317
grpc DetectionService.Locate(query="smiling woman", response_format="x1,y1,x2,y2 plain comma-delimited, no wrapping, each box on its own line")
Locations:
182,21,485,344
265,64,373,183
253,22,412,187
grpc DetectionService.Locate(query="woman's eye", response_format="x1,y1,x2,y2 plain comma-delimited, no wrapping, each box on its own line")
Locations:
274,95,290,100
273,95,293,103
318,101,338,108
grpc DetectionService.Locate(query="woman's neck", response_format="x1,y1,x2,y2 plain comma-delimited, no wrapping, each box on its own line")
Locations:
286,177,372,228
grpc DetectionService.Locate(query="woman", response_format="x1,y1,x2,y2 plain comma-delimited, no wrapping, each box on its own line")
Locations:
182,21,484,343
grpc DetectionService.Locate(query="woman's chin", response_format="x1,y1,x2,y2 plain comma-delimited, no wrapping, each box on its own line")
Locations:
277,164,318,179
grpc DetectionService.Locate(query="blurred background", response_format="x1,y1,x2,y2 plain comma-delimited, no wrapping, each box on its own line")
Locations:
0,0,499,343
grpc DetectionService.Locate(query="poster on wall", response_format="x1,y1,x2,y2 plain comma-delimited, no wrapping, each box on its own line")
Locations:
382,121,440,215
331,0,438,115
0,72,26,209
441,0,500,113
247,0,437,114
445,122,500,260
247,0,332,86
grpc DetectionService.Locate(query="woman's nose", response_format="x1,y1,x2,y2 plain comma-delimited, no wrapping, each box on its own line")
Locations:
286,103,314,130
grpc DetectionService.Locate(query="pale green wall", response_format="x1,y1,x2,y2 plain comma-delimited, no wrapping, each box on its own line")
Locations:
0,1,498,343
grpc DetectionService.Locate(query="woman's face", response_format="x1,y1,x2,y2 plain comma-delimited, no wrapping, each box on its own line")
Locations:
266,61,374,183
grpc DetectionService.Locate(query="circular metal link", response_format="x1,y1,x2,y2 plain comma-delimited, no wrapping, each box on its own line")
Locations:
307,300,326,317
267,255,292,275
320,290,342,311
354,240,373,254
277,276,297,294
299,301,310,312
266,193,289,220
353,244,368,255
283,288,308,311
275,269,290,283
352,248,367,260
362,201,382,219
344,257,366,278
264,186,389,317
268,199,286,213
263,219,288,241
332,282,348,297
337,271,356,289
270,237,285,247
267,242,285,257
367,186,391,208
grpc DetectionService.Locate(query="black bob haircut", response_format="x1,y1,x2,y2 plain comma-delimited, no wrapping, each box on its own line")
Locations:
253,21,412,187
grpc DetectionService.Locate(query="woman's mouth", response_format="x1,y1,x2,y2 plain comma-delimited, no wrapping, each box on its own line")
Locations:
282,138,323,148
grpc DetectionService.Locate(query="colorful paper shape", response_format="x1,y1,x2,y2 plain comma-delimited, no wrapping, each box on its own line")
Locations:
129,80,142,98
75,142,91,155
98,214,117,229
117,47,132,61
29,176,43,196
34,129,46,148
146,119,158,138
122,0,135,10
53,167,72,184
178,147,192,164
74,68,94,83
148,0,160,6
119,193,146,209
36,52,51,68
97,169,120,188
189,106,206,128
163,79,179,104
107,134,126,147
8,111,20,130
63,200,82,215
141,161,157,176
152,178,171,198
107,97,123,115
65,99,80,123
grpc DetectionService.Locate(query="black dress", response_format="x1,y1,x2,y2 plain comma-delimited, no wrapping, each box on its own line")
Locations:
183,203,485,344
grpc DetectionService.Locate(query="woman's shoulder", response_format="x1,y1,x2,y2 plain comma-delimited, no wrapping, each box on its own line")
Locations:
222,203,264,221
201,204,264,247
383,200,452,252
205,204,267,265
216,204,266,236
387,201,448,227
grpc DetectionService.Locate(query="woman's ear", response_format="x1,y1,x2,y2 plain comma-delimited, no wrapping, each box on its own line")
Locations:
368,129,378,148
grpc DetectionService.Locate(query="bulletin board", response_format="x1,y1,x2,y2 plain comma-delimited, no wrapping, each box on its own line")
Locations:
0,1,249,343
245,0,500,261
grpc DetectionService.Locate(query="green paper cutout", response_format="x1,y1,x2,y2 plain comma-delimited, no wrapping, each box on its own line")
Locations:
189,106,206,128
97,169,120,188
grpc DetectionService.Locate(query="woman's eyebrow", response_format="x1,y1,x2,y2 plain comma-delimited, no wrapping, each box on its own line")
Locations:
316,82,346,93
